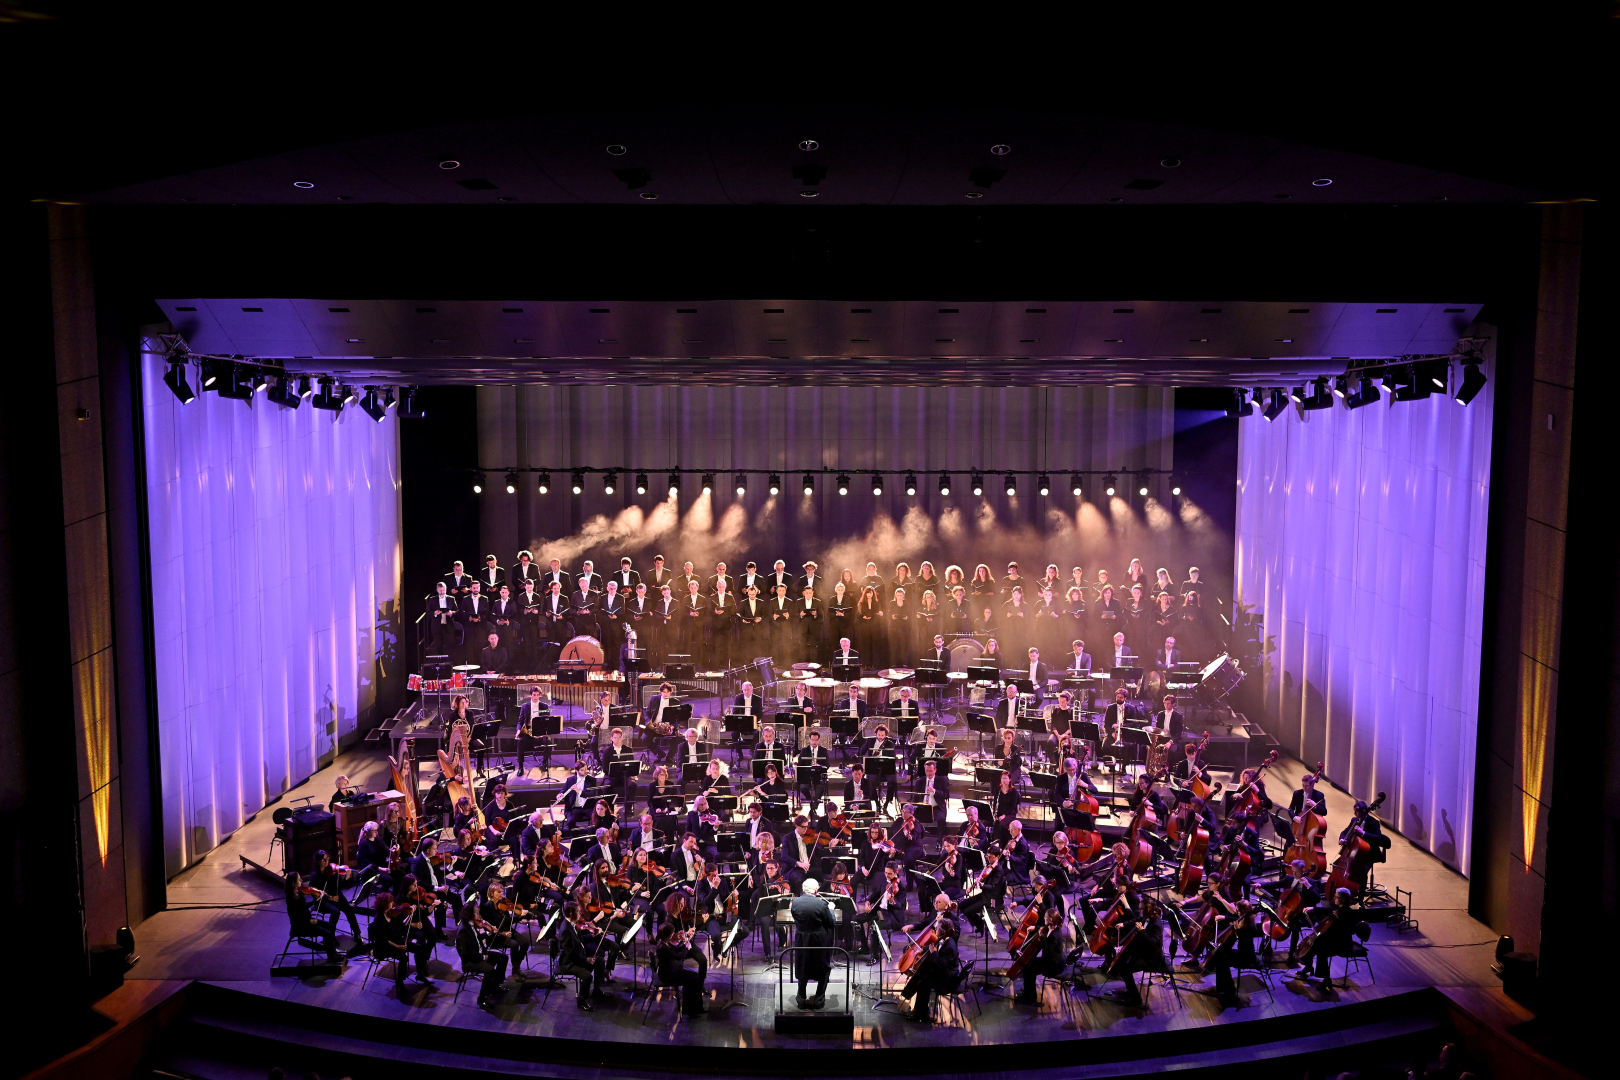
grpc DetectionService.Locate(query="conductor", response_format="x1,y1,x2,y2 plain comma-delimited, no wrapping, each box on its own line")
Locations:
791,878,837,1010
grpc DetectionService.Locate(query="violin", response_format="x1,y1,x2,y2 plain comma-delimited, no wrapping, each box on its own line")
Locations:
543,831,573,871
829,880,854,897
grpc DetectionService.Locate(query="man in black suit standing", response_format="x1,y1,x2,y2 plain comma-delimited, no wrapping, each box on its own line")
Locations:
1020,646,1052,706
645,554,672,594
425,580,459,656
797,560,822,599
707,561,735,598
459,582,491,664
542,557,571,596
569,578,599,641
444,559,474,599
766,559,792,595
490,584,521,649
542,579,572,657
923,634,949,666
511,549,541,592
599,581,626,668
479,553,505,594
612,557,640,593
575,559,603,597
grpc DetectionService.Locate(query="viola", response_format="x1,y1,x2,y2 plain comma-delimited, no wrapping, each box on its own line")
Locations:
1327,791,1387,893
543,832,572,870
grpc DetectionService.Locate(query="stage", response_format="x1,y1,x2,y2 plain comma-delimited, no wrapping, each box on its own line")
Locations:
120,747,1513,1077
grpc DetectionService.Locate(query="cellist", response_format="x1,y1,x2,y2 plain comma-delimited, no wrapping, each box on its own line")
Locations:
1011,906,1072,1005
1262,858,1321,961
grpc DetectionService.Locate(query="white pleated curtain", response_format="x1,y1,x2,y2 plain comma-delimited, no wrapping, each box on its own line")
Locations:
1234,367,1492,874
143,361,402,876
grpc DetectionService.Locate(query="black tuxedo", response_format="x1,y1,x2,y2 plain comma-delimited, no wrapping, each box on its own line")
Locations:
612,569,641,591
731,693,765,718
1146,708,1184,740
443,571,474,597
1156,647,1182,668
574,571,603,595
922,646,949,665
833,696,869,719
797,574,822,597
675,738,708,769
425,593,459,652
511,562,542,589
479,565,506,592
542,569,572,594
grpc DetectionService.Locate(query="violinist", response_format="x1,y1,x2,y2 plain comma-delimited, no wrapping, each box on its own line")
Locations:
655,920,709,1016
558,901,612,1011
482,783,521,850
628,811,662,856
626,848,669,917
517,809,546,862
855,863,905,954
991,770,1021,842
695,863,734,960
958,804,986,849
1038,835,1078,909
306,850,364,943
355,820,388,887
894,803,926,868
857,824,895,884
842,763,877,809
932,834,966,901
283,870,343,962
452,795,481,839
371,891,430,990
588,798,617,836
513,853,552,910
557,760,592,832
481,880,535,972
753,859,793,949
683,798,721,860
408,838,462,928
903,900,963,1023
587,860,634,945
1012,906,1071,1005
673,830,707,884
911,726,946,776
787,814,822,889
452,827,497,894
796,729,830,804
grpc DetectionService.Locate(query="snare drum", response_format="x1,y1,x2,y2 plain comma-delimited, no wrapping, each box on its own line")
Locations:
858,677,892,708
806,676,838,711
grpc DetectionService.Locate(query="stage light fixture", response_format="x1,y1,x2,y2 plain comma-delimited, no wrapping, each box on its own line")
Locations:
735,473,747,495
904,474,917,496
768,473,781,495
1262,390,1287,421
537,471,550,493
1104,474,1117,497
384,388,398,410
1070,474,1083,496
1171,481,1182,496
1454,362,1487,405
701,473,714,494
837,474,850,495
199,358,222,389
802,473,815,495
472,474,483,494
571,472,584,494
267,376,301,410
1424,359,1449,389
1378,375,1396,397
1227,388,1253,418
299,375,314,399
1137,472,1151,497
970,473,983,496
604,472,617,495
871,475,883,496
1333,375,1348,399
635,472,648,494
309,377,343,411
938,473,951,495
668,473,680,496
216,363,254,401
341,384,357,406
505,471,519,495
1004,475,1017,496
1037,474,1050,496
360,388,387,422
1303,378,1334,411
1289,385,1306,405
163,363,196,404
249,368,271,393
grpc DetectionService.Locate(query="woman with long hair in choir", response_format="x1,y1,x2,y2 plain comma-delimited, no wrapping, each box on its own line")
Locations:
943,564,965,591
855,585,883,664
829,578,855,644
916,560,941,597
946,584,973,637
861,562,887,600
1038,563,1061,598
1093,583,1122,647
887,587,912,667
914,589,939,662
970,563,995,600
1064,586,1087,642
891,562,914,604
1126,557,1151,595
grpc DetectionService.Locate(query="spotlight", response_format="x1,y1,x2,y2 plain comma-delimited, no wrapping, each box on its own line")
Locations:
938,473,951,495
163,363,196,404
768,473,781,495
340,384,357,406
971,473,984,496
904,474,917,496
199,358,223,389
397,386,427,419
1332,375,1348,399
267,375,301,410
1393,366,1432,401
298,375,314,399
1454,362,1487,405
1171,480,1182,496
871,475,883,496
1005,474,1017,496
571,472,584,495
701,473,714,494
1345,376,1377,409
802,473,815,495
635,472,648,494
1037,474,1050,496
1377,375,1396,397
1262,390,1287,421
1070,474,1083,496
837,474,850,496
735,472,747,495
250,368,271,393
472,474,484,494
384,388,398,410
1303,377,1334,411
668,473,680,496
537,471,550,493
1137,472,1150,497
360,387,387,422
505,471,519,495
310,376,343,411
216,362,254,401
604,471,617,495
1104,474,1117,497
1423,359,1449,389
1227,388,1254,418
1289,385,1306,405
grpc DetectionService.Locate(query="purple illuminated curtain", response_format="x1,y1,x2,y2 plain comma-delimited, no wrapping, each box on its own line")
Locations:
143,362,401,876
1234,367,1493,874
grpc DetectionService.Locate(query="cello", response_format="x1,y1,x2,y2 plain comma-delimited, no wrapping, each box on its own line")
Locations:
1230,749,1280,817
1282,761,1328,872
1175,782,1222,895
1124,773,1164,874
1007,882,1052,954
1327,791,1387,894
1006,916,1053,981
1261,877,1308,941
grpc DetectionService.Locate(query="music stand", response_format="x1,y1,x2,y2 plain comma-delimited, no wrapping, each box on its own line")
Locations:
797,764,828,802
830,664,861,682
1118,726,1150,769
966,663,1000,683
762,800,791,824
680,761,710,787
649,794,685,816
964,708,997,755
887,705,921,739
608,759,642,801
973,765,1005,788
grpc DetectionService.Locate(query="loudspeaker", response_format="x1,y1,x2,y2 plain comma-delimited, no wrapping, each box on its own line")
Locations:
283,806,338,875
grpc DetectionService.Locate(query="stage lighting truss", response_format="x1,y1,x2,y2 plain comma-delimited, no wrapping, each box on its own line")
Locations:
938,473,951,496
836,474,851,496
604,472,617,495
768,473,782,495
904,474,918,496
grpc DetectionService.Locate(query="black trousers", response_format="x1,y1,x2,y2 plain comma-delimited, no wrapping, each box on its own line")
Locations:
463,953,508,998
664,965,707,1013
1021,954,1066,997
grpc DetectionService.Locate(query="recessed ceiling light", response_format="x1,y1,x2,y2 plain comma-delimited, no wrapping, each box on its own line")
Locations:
964,191,984,198
1312,178,1333,186
292,181,314,189
1108,197,1124,203
639,192,658,200
606,144,628,155
798,139,819,151
1160,157,1181,167
990,144,1011,155
439,160,460,170
799,190,819,198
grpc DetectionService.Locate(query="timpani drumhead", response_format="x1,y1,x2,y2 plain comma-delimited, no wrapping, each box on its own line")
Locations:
948,639,983,671
559,636,605,666
858,677,892,707
806,677,838,709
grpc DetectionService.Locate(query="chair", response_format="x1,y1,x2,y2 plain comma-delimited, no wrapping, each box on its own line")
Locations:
1232,959,1276,1004
268,807,294,869
638,966,684,1024
1338,941,1375,987
928,960,982,1021
453,963,504,1005
273,920,338,972
357,947,398,994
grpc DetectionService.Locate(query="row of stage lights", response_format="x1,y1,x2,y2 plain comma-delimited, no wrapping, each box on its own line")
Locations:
155,339,425,421
475,469,1182,499
1229,351,1488,420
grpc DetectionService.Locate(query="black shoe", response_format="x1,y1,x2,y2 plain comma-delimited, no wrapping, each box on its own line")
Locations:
795,993,809,1009
577,998,594,1011
810,994,825,1009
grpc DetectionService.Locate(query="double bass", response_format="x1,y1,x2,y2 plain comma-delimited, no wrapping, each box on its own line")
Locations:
1175,782,1222,895
1061,747,1104,861
1282,761,1328,872
1327,791,1387,894
1007,882,1052,954
1230,749,1280,817
1124,774,1164,874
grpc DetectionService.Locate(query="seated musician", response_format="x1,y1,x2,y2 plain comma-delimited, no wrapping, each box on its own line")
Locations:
642,764,680,808
786,681,816,716
672,830,707,884
355,820,388,882
1022,647,1052,705
1156,635,1182,670
512,852,552,911
283,870,343,962
784,815,823,889
1012,906,1072,1006
836,681,870,721
923,633,949,666
1146,693,1184,742
1066,638,1092,674
994,725,1023,781
902,901,963,1023
1337,799,1391,891
958,803,987,849
1267,858,1322,959
866,722,899,813
370,891,430,990
557,761,592,832
843,763,877,809
598,726,638,804
649,682,681,730
1169,740,1210,784
743,800,776,854
893,803,926,868
625,848,669,917
1181,794,1220,852
1039,834,1079,906
683,796,721,859
991,770,1021,842
655,920,708,1016
796,729,830,803
911,726,947,775
854,862,906,955
856,824,895,885
452,796,480,838
327,773,360,813
916,760,950,837
1000,819,1036,894
587,825,621,871
695,863,733,960
480,880,534,971
699,757,731,797
482,784,522,850
627,810,662,856
452,827,498,895
306,850,364,944
1295,886,1362,985
1128,774,1171,859
1223,765,1274,822
754,760,789,805
1110,631,1133,668
890,684,921,724
932,834,966,900
1277,771,1328,846
832,636,860,667
1048,756,1098,825
588,797,618,836
752,858,793,948
558,901,613,1012
733,680,766,724
1102,893,1166,1008
408,837,463,927
753,723,785,764
585,863,634,948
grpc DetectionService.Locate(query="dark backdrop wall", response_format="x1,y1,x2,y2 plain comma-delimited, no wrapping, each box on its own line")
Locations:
400,387,480,673
470,385,1231,605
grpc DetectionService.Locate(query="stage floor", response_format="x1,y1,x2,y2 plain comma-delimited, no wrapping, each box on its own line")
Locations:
134,745,1501,1064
